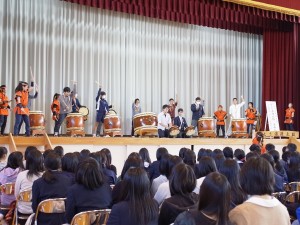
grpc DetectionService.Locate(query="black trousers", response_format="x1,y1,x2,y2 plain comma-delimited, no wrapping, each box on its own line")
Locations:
0,115,7,135
216,125,225,137
285,123,294,131
158,129,169,138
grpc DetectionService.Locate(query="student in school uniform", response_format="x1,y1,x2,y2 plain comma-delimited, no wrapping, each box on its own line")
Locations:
191,97,205,132
173,108,188,138
158,105,172,138
284,103,295,131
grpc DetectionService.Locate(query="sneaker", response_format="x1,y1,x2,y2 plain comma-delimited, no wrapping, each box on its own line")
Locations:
54,132,58,137
92,134,96,137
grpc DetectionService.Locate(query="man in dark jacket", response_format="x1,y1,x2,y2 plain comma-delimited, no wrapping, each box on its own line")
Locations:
173,108,188,138
191,97,205,133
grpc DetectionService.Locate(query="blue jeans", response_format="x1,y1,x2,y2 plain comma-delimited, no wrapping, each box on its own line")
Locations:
0,115,8,135
54,113,67,133
14,114,30,136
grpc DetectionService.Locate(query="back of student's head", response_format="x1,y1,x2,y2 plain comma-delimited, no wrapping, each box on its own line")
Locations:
169,163,196,196
212,154,225,171
198,172,231,225
260,153,275,169
287,143,297,152
179,147,188,159
42,152,62,183
223,147,233,159
166,155,183,179
234,149,245,161
240,157,274,195
0,147,8,160
139,148,151,164
249,144,261,155
43,149,53,159
156,147,168,161
124,167,158,225
212,149,223,157
288,152,300,170
53,146,64,158
246,151,259,161
62,153,79,173
159,154,170,176
183,150,196,167
282,151,292,162
100,148,112,167
24,146,37,160
265,143,275,152
26,149,44,179
80,149,91,161
195,156,217,179
76,158,104,190
121,155,143,180
197,148,207,162
6,151,24,170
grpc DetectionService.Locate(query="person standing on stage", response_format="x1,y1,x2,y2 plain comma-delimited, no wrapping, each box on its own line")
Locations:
93,84,112,137
0,85,11,136
168,97,178,122
173,108,188,138
226,96,245,137
71,92,82,113
284,103,295,131
214,105,227,138
131,98,141,136
245,102,257,137
158,105,172,138
53,82,77,136
51,93,60,121
191,97,205,131
13,82,31,136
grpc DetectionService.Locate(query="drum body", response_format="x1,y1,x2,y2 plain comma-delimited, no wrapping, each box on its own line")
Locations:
232,119,247,134
78,107,89,121
29,111,45,130
103,115,122,134
133,112,158,136
185,126,195,137
169,126,180,137
66,113,84,131
198,117,215,136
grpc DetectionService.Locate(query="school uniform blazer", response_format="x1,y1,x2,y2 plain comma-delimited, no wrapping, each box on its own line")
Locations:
191,104,205,121
148,161,160,182
173,116,188,131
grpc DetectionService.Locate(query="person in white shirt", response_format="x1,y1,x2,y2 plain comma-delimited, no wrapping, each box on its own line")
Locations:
227,96,245,136
158,105,172,138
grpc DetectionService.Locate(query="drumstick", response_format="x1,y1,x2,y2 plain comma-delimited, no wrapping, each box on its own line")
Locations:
30,66,35,82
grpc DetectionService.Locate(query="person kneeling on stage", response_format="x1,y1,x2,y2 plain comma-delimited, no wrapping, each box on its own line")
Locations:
284,103,295,131
173,108,188,138
214,105,227,138
158,105,172,138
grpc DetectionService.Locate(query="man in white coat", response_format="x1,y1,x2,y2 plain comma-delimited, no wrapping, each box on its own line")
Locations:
226,96,245,137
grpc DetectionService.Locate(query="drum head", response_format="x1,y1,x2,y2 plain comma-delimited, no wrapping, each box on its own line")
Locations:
108,109,117,115
79,107,89,116
185,127,195,136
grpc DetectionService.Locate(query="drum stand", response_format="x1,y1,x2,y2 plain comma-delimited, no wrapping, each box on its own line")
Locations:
135,128,158,137
104,130,122,137
31,128,46,136
67,130,85,137
198,132,217,138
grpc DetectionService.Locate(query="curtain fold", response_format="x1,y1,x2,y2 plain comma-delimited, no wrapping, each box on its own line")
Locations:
0,0,262,135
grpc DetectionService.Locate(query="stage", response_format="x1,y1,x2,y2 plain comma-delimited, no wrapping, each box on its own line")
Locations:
1,134,299,175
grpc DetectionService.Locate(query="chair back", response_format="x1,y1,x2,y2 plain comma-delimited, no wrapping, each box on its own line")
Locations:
286,191,300,203
17,189,32,202
0,182,15,195
284,182,300,192
272,192,287,204
70,209,111,225
34,198,66,222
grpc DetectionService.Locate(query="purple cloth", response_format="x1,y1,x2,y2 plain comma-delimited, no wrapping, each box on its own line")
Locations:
0,167,20,205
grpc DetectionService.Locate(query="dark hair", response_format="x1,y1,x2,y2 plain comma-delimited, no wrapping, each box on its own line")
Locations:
282,151,292,162
124,168,158,225
249,144,261,154
265,143,275,152
159,154,170,176
53,146,64,157
198,172,231,225
195,97,201,101
178,108,183,113
212,149,223,157
26,149,44,179
134,98,140,104
15,83,24,92
246,151,259,160
63,87,71,93
42,153,62,183
195,156,217,179
219,159,247,206
100,91,106,96
287,152,300,182
240,157,274,195
166,155,183,178
101,148,113,167
234,149,245,161
261,153,275,168
0,147,8,159
62,153,79,173
205,149,213,157
212,154,225,171
248,102,253,107
162,104,169,110
233,98,237,101
120,155,143,180
156,147,168,161
5,151,24,170
183,150,196,167
43,149,53,159
179,147,188,159
169,98,174,102
139,148,151,164
24,146,37,161
76,158,104,190
53,93,60,101
282,146,287,153
223,147,233,159
197,148,207,162
169,164,196,196
287,143,297,152
80,149,91,161
269,150,285,175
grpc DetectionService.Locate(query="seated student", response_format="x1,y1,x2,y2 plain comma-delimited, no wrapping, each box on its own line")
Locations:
197,148,207,162
61,153,79,184
194,156,217,194
287,152,300,182
183,150,196,172
151,154,169,196
249,144,261,155
265,143,275,152
66,158,112,223
80,149,91,161
229,157,290,225
0,151,24,209
0,147,7,170
157,105,172,138
158,164,198,225
269,150,288,183
32,153,73,225
101,148,117,175
15,149,44,215
53,146,64,158
219,159,247,208
139,148,152,175
234,149,246,168
174,172,231,225
107,167,159,225
173,108,188,138
148,147,168,181
287,143,297,152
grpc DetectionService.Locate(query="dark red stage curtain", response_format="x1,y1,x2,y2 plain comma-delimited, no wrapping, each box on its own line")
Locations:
262,23,300,130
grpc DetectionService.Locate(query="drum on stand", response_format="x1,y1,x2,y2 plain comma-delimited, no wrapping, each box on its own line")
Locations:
185,126,195,137
169,126,180,137
78,107,89,121
231,119,248,138
103,114,122,137
66,113,85,137
198,117,216,138
29,111,46,136
133,112,158,137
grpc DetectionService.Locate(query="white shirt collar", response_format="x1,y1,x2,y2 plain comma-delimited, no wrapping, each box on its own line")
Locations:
246,196,281,208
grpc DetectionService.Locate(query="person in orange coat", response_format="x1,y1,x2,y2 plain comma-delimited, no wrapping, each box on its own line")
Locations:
284,103,295,131
245,102,257,138
51,93,61,121
13,82,31,136
0,85,11,135
252,131,266,154
213,105,227,137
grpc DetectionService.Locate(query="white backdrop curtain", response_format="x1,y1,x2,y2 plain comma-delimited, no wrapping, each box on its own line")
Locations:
0,0,263,135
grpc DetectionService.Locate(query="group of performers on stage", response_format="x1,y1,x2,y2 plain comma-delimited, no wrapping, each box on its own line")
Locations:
0,81,296,137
